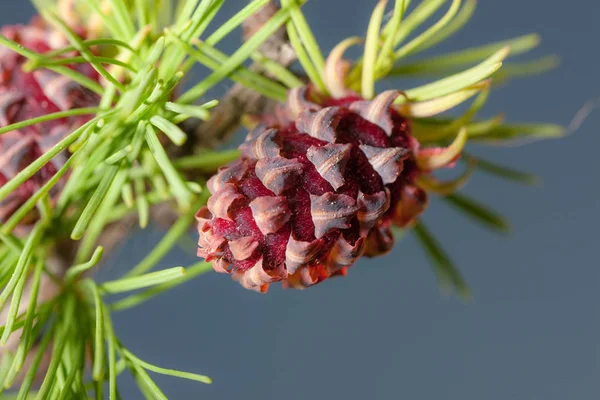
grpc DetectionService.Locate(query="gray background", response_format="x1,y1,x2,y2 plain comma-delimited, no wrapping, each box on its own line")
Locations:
4,1,600,399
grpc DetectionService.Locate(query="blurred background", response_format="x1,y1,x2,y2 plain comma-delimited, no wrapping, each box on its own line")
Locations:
4,1,600,399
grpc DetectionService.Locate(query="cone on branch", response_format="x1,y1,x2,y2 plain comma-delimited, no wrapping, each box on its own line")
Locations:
196,86,466,292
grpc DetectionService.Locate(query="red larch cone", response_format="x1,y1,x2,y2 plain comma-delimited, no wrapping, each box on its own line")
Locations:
197,87,465,292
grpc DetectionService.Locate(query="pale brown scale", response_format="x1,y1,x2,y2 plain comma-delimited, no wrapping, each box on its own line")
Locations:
197,229,211,252
195,206,212,232
357,189,391,236
239,128,281,159
32,70,93,110
349,90,400,136
212,257,232,274
238,258,287,292
393,185,428,227
0,92,25,125
207,160,246,194
286,87,321,119
249,196,291,234
284,235,324,274
196,236,211,258
230,269,246,286
295,107,342,143
364,225,395,257
283,266,318,289
359,145,409,184
327,236,365,274
306,143,351,190
228,236,259,261
198,231,226,260
255,156,304,195
245,124,269,141
310,192,359,239
206,183,244,221
0,134,34,177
